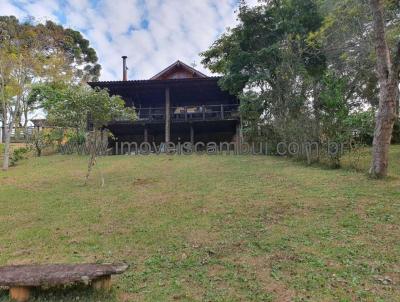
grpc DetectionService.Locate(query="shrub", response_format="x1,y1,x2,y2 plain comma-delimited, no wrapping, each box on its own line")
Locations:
344,109,376,145
10,147,30,166
66,130,86,145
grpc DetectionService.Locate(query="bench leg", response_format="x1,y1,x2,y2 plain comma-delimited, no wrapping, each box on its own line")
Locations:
92,275,112,291
10,286,31,302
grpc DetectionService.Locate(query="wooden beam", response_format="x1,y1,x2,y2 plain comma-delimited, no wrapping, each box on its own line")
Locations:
190,125,194,145
165,87,171,142
10,287,30,302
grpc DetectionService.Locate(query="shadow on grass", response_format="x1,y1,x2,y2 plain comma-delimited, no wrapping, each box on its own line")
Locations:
0,284,117,302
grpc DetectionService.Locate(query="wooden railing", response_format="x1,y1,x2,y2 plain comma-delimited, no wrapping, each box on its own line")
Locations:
120,104,240,122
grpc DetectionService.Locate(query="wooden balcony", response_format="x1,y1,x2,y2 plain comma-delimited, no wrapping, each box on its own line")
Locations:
116,104,240,123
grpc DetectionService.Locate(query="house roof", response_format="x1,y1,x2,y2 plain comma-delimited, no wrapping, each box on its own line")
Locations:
88,76,220,88
149,60,207,80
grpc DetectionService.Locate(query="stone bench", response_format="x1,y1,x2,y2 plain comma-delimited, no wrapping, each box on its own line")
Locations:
0,263,129,302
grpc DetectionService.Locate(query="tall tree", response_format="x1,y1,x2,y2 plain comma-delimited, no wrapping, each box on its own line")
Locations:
0,17,43,170
0,16,101,171
369,0,400,178
201,0,327,158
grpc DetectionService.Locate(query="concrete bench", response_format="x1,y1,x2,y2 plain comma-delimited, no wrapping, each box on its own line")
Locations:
0,263,129,302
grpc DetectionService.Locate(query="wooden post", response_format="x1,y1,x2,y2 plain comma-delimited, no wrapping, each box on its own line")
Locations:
10,287,30,302
221,104,224,120
184,106,188,122
236,123,241,155
144,127,148,143
92,275,112,291
165,87,171,143
190,125,194,145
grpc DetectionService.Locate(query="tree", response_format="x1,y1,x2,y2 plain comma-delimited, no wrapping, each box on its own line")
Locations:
369,0,400,178
0,16,101,171
0,17,42,170
201,0,328,161
44,85,136,184
202,0,400,171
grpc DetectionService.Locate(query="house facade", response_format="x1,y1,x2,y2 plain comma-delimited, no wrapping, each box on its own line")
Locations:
88,59,240,151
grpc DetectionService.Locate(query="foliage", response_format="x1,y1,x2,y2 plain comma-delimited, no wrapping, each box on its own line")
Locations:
202,0,326,164
0,16,101,84
65,129,86,145
44,85,136,130
0,16,101,170
41,84,136,183
201,0,400,169
37,20,101,82
10,146,30,166
344,109,376,145
392,119,400,144
202,0,325,95
28,128,64,157
317,72,351,167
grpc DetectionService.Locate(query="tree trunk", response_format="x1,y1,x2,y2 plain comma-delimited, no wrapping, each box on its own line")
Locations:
23,108,28,130
312,80,321,162
370,81,398,177
85,129,98,185
369,0,399,178
2,124,11,171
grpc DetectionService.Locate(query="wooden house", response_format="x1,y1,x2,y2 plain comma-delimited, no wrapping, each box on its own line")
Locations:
88,58,240,149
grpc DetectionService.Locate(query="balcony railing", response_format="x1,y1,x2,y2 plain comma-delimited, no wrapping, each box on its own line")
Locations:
121,104,240,122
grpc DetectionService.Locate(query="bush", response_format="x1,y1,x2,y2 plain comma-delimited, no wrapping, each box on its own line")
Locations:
344,109,376,145
10,147,30,166
28,128,67,156
66,130,86,145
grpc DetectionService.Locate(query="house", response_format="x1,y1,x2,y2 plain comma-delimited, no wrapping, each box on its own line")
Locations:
88,58,240,151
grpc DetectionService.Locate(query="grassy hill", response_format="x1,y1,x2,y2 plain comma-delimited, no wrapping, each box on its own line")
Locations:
0,148,399,301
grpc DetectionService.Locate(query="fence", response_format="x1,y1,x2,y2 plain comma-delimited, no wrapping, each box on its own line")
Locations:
0,127,38,143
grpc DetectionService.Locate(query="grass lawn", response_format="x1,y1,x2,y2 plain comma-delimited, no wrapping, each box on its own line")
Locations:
0,147,399,301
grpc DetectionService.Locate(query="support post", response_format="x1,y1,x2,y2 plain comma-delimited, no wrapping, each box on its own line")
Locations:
235,122,241,155
165,87,171,143
190,125,194,145
144,127,148,143
221,104,224,120
92,275,112,291
184,106,188,122
202,105,206,121
9,287,31,302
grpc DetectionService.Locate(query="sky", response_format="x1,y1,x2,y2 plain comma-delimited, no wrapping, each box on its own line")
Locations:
0,0,259,81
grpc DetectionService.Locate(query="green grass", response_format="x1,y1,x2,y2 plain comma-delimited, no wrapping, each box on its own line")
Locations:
0,147,399,301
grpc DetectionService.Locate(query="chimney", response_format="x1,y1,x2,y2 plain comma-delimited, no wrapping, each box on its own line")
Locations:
122,56,128,81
